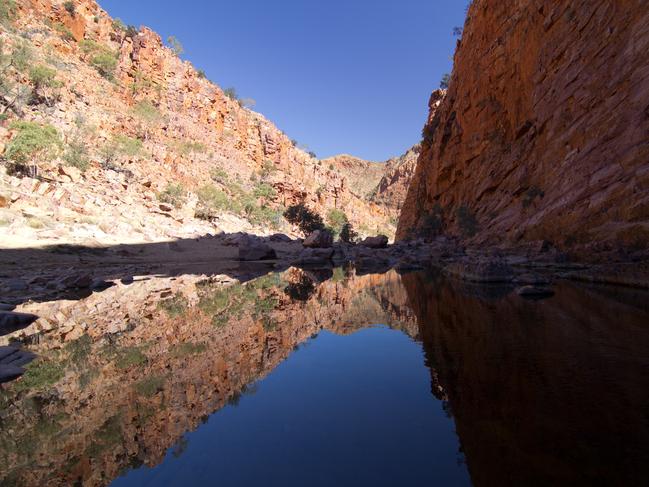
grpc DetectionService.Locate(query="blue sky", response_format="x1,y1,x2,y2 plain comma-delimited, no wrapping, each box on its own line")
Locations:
98,0,467,161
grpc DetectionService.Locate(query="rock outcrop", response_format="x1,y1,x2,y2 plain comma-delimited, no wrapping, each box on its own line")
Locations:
0,0,401,248
397,1,649,257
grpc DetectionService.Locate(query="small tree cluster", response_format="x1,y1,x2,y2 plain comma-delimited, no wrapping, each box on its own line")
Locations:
80,40,118,80
339,222,358,244
283,203,324,235
0,40,33,116
5,121,62,175
327,208,348,236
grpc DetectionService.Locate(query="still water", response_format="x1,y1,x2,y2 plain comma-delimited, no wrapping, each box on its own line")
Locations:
1,267,648,486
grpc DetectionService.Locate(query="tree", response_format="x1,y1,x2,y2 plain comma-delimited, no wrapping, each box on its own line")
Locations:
63,1,76,16
29,65,62,105
167,36,184,57
238,97,256,109
327,208,348,236
283,203,325,234
0,0,16,26
440,73,451,90
5,121,62,175
339,222,358,244
224,87,238,101
0,40,33,116
132,99,162,140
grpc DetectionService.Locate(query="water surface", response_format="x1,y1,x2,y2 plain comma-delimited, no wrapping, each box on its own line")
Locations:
1,267,648,487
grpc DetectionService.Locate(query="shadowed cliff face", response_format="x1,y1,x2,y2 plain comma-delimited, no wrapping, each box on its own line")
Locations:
403,273,649,487
397,0,649,253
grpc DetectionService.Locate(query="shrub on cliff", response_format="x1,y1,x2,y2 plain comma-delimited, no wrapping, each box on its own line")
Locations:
166,36,184,57
327,208,348,236
339,222,358,244
132,100,163,140
158,183,186,209
80,40,118,79
0,0,17,26
284,203,325,234
5,121,62,168
100,134,143,163
440,73,451,90
63,1,76,16
63,138,91,172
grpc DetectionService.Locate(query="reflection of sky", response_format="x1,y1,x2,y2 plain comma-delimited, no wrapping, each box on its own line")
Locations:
112,327,470,487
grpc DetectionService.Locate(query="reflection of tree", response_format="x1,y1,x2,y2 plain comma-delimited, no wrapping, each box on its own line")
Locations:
172,436,188,459
284,274,316,301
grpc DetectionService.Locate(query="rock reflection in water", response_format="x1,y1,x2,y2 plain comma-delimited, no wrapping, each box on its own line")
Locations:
0,268,648,486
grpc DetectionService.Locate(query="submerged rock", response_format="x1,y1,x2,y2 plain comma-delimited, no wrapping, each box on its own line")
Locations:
516,285,555,299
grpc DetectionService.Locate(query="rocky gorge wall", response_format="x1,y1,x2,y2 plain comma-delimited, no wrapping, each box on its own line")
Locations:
397,0,649,256
1,0,408,246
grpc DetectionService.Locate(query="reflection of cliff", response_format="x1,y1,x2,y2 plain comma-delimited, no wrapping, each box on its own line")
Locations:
0,268,416,487
403,273,649,487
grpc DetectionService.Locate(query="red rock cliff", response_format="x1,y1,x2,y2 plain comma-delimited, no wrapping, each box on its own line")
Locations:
397,0,649,254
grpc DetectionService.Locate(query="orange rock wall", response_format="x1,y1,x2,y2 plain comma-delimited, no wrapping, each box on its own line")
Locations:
397,0,649,252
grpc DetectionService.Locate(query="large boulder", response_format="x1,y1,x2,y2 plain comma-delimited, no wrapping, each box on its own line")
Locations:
238,238,277,261
359,235,389,249
294,248,334,266
303,230,334,248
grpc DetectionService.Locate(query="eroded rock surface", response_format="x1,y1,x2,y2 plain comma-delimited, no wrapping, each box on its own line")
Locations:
397,1,649,258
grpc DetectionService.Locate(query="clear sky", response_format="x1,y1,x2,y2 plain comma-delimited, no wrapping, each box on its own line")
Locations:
98,0,467,161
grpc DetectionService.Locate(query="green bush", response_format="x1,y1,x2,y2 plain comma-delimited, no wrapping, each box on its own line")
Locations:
167,36,184,56
440,73,451,90
0,0,17,26
339,222,358,244
158,183,186,209
284,203,324,234
223,87,238,101
132,100,161,124
5,121,62,165
63,138,91,172
175,140,206,155
29,65,61,90
253,183,276,199
112,18,126,32
80,40,118,79
63,1,76,16
100,134,143,163
53,22,75,42
196,184,229,217
327,208,348,236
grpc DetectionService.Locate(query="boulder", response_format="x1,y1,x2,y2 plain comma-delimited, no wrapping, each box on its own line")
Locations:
0,311,38,336
238,239,277,261
516,285,555,299
269,233,292,243
0,364,24,383
360,235,389,249
159,203,174,212
294,248,334,266
303,230,334,248
58,165,82,182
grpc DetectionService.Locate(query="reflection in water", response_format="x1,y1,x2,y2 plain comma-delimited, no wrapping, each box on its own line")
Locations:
0,268,648,486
